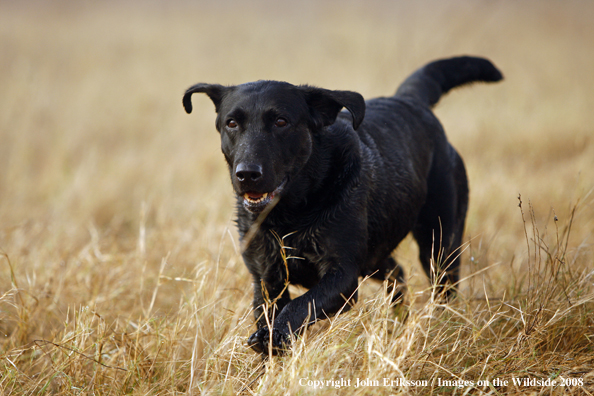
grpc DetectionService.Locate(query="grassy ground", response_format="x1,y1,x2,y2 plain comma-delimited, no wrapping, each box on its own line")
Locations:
1,0,593,394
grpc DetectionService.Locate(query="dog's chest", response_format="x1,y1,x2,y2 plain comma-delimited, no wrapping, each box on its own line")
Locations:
284,232,332,288
251,226,331,288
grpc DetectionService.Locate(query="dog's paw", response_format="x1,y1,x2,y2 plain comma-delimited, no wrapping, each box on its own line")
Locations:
247,327,290,355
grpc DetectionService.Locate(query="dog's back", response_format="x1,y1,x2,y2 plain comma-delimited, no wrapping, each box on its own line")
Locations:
339,57,502,282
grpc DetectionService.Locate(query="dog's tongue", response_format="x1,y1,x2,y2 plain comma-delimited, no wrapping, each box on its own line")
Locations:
247,192,264,200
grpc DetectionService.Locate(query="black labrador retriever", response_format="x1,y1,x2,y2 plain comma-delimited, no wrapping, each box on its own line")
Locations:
183,56,502,354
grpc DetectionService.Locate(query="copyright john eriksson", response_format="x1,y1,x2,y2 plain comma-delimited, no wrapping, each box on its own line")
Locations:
298,376,585,390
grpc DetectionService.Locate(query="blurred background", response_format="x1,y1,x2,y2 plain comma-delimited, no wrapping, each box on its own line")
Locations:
0,0,593,388
2,0,593,308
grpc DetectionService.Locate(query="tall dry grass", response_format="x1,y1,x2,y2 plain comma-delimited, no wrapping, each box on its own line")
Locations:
1,0,593,394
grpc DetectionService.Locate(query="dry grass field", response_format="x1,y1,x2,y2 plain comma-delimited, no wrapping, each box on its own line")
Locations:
1,0,593,394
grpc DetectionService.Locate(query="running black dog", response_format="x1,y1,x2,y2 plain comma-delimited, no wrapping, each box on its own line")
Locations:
183,56,502,354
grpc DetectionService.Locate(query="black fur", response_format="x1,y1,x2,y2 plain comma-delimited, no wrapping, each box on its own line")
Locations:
183,56,502,354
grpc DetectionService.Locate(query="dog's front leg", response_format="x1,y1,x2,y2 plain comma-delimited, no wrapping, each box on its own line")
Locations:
247,260,293,354
248,260,360,354
251,275,292,329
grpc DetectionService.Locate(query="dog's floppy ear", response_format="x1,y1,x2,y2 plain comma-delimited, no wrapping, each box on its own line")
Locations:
301,86,366,130
183,83,228,114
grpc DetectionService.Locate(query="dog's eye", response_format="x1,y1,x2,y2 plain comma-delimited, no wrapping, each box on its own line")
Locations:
274,118,288,128
227,119,238,129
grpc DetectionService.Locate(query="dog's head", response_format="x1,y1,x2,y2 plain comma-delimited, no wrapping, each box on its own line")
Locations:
183,80,365,214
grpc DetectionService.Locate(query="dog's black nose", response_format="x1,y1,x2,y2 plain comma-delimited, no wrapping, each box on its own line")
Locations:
235,163,263,182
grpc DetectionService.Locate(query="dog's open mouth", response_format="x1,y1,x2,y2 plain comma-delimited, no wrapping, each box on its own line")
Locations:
242,178,287,213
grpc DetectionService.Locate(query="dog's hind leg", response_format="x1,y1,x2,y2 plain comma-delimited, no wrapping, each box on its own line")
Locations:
413,149,468,298
451,150,469,281
370,256,406,303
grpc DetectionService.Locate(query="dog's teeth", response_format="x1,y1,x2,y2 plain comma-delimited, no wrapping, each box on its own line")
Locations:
243,193,270,204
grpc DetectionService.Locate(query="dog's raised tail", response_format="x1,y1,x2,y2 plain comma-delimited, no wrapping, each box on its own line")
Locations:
395,56,503,107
